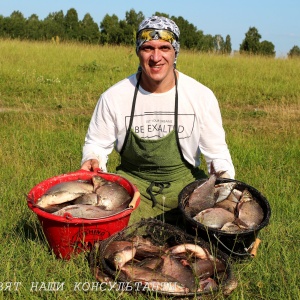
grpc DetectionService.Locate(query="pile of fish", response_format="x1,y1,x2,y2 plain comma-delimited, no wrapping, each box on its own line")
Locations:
93,235,236,295
185,174,264,233
29,176,132,219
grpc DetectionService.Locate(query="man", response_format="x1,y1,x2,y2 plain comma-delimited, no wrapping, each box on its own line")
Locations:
81,16,235,224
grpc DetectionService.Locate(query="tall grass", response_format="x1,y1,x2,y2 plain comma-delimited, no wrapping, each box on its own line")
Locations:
0,39,299,299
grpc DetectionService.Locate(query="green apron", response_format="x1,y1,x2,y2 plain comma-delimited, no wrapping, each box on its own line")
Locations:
116,71,206,225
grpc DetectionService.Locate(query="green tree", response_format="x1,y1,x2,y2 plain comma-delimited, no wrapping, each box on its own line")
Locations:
43,10,65,40
126,9,144,28
153,12,170,18
224,35,232,54
121,9,144,45
26,14,43,40
259,40,275,57
64,8,79,40
240,27,261,54
200,34,214,52
100,14,123,44
171,16,199,49
0,15,6,37
288,45,300,58
79,13,100,43
7,11,26,38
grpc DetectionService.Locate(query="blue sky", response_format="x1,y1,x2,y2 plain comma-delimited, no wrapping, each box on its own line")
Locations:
1,0,299,57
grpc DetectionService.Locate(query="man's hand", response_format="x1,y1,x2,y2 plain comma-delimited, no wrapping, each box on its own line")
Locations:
81,159,100,171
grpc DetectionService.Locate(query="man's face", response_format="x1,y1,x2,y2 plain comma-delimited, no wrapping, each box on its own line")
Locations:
138,39,176,91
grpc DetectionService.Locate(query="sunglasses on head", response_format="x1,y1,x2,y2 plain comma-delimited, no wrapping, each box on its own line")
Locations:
137,29,177,43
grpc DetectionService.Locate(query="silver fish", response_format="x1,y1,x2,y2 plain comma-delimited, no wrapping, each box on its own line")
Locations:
52,203,125,219
214,198,238,214
168,243,211,260
198,277,218,292
223,276,239,296
92,176,131,210
73,193,99,205
104,241,137,269
193,207,235,229
36,181,94,208
239,189,253,202
237,192,264,229
121,264,189,294
188,258,226,280
214,182,236,203
230,188,243,201
186,172,225,216
136,257,163,270
160,254,197,292
220,222,242,232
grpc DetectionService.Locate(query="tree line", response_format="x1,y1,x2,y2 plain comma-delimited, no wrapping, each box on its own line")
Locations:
0,8,299,57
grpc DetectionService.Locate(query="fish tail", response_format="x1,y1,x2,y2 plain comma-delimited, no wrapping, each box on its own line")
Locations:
25,194,36,206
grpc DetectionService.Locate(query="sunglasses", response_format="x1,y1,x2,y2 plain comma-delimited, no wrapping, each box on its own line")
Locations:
137,29,178,43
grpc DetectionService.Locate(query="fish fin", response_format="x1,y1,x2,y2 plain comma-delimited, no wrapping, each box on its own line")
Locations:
216,170,227,178
25,194,35,205
209,161,227,178
234,218,249,229
209,161,216,176
214,190,220,202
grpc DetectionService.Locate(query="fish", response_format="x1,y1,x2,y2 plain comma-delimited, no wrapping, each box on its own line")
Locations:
220,222,242,232
91,175,109,191
237,193,264,229
36,181,94,208
239,188,253,202
95,235,232,295
222,276,239,296
120,264,189,294
130,236,167,259
144,280,189,294
73,193,99,205
52,203,125,219
198,277,218,292
30,201,74,213
168,243,212,260
230,188,243,201
186,176,219,216
214,182,236,203
189,258,226,279
193,207,235,229
104,241,137,269
185,161,226,216
130,235,156,246
214,198,238,214
92,176,131,210
136,257,163,270
160,254,197,292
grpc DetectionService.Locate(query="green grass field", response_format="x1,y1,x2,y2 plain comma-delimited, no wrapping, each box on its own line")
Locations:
0,39,299,299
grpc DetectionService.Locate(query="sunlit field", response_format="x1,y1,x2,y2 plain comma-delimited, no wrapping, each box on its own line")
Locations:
0,39,299,299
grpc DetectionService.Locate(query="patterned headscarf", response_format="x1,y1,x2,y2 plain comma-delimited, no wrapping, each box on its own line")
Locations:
136,16,180,66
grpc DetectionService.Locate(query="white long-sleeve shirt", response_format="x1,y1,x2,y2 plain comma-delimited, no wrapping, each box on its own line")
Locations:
82,71,235,178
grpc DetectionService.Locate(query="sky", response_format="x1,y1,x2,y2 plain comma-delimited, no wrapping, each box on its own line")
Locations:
1,0,299,57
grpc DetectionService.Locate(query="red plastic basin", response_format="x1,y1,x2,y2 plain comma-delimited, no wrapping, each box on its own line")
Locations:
27,169,140,259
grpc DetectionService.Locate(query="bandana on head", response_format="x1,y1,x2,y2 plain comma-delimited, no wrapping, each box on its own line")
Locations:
136,16,180,66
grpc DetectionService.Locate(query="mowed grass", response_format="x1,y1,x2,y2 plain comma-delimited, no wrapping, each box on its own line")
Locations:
0,39,299,299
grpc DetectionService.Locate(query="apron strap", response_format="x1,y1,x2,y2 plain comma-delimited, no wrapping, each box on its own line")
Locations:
173,69,185,162
120,72,141,155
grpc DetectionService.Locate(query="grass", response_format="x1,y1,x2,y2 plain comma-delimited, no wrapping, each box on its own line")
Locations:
0,39,299,299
